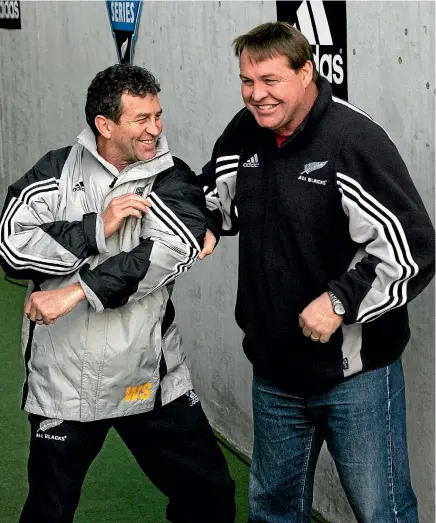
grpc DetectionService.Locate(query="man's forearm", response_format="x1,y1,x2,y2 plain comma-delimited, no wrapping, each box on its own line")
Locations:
25,283,86,325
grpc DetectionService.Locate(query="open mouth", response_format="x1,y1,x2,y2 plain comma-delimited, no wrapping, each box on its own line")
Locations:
252,103,280,115
256,104,279,110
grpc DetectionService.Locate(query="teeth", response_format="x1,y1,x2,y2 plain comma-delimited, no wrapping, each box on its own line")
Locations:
258,104,277,110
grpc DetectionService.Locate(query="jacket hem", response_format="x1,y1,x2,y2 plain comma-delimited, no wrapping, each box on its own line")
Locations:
23,380,194,422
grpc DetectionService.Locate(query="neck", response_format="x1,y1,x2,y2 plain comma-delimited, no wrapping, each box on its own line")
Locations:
96,136,131,173
276,82,318,137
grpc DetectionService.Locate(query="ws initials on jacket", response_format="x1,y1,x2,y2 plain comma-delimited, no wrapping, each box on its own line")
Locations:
0,128,206,421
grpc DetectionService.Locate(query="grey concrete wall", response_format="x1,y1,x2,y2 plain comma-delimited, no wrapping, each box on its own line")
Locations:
0,2,434,522
138,0,277,459
0,1,118,205
311,4,435,522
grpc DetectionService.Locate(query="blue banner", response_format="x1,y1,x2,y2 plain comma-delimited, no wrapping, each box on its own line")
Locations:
106,0,143,63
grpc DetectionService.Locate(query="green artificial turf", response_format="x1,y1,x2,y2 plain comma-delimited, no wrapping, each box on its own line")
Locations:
0,273,249,523
0,272,325,523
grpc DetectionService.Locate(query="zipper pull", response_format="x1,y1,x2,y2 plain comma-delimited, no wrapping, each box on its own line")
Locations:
109,177,117,188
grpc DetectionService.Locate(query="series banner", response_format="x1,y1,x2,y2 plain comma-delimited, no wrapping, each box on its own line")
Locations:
106,0,143,64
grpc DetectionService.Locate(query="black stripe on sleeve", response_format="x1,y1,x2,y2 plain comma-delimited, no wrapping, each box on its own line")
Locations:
40,212,100,258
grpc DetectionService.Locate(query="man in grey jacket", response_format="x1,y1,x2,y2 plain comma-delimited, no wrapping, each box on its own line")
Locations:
0,64,235,523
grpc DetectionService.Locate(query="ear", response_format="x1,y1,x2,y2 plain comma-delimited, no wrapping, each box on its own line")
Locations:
301,60,314,88
94,115,112,139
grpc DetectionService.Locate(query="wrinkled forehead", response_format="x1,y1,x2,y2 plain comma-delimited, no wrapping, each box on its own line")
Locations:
239,49,293,77
119,91,161,116
240,46,289,66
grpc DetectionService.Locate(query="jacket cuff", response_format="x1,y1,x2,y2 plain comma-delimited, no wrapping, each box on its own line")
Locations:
82,213,101,256
327,281,356,325
95,214,108,254
205,208,221,246
78,266,105,312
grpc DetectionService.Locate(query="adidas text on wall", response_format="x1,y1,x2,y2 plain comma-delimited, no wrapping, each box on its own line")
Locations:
276,0,348,100
0,0,20,29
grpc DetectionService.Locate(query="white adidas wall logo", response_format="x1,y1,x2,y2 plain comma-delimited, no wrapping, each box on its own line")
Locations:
243,154,259,168
294,0,344,85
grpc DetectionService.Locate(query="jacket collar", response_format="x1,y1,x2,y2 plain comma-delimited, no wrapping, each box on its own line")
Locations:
303,75,333,134
77,126,174,184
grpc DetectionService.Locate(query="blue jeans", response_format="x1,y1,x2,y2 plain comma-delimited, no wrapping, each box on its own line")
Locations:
249,359,418,523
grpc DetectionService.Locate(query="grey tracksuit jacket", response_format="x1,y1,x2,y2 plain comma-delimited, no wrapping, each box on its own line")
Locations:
0,128,206,421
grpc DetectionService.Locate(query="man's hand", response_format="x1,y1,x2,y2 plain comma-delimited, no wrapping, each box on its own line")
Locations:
101,193,151,238
25,283,86,325
299,292,343,343
198,229,217,260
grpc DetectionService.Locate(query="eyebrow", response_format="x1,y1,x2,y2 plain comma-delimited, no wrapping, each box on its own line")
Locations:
135,109,163,118
239,74,278,80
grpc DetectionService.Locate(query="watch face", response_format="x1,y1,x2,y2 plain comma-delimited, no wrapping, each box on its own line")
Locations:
334,302,346,315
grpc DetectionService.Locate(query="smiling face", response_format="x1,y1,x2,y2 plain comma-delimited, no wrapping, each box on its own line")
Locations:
107,92,163,164
239,49,315,136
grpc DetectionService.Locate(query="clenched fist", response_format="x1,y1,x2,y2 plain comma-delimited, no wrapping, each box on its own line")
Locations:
25,283,86,325
299,292,343,343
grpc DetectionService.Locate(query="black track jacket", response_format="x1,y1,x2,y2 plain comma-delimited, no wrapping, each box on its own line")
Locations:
201,77,435,395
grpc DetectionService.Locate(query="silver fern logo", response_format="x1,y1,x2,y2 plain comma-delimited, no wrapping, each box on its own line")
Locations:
120,37,129,61
300,161,328,176
38,419,63,432
36,419,67,442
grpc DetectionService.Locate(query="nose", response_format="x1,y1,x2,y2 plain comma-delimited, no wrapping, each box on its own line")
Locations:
145,119,161,137
250,83,268,103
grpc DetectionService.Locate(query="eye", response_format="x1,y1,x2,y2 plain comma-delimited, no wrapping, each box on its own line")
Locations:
264,79,278,85
155,114,162,121
241,79,253,86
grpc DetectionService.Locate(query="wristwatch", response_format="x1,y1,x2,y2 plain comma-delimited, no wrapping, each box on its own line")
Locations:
327,291,345,316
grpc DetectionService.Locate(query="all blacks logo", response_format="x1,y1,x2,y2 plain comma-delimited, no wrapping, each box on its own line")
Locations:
0,0,20,29
276,0,348,100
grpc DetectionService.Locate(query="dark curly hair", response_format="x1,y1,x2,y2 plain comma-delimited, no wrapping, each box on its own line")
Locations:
85,64,161,136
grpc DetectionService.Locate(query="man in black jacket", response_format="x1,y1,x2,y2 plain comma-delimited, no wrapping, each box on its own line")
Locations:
1,64,235,523
200,22,434,523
